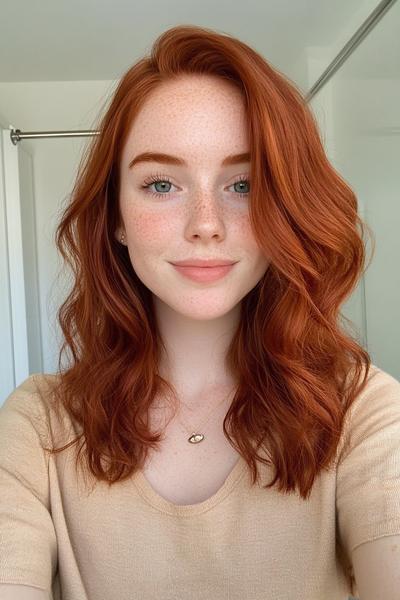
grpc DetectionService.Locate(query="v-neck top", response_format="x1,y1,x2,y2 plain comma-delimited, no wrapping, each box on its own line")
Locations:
1,364,400,600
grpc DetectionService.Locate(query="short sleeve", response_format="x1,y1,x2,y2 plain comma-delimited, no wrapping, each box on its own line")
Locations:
0,374,58,590
336,364,400,556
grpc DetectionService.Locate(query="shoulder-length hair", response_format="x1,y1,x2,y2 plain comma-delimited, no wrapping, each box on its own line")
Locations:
42,24,375,500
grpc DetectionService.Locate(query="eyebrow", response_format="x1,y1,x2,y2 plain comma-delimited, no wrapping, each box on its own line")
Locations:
128,151,251,169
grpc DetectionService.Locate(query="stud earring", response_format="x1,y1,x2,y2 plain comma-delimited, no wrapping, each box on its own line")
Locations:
120,232,126,244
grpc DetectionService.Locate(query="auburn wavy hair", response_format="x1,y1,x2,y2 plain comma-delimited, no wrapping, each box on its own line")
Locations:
42,24,375,502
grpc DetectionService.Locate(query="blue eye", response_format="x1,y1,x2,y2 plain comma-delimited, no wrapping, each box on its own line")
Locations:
142,176,176,197
141,174,250,199
231,177,250,196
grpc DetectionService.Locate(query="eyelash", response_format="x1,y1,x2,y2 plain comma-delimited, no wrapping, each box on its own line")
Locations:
141,173,250,199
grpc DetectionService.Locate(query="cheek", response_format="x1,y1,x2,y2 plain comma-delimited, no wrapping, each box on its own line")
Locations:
235,212,260,249
236,213,270,271
124,211,171,252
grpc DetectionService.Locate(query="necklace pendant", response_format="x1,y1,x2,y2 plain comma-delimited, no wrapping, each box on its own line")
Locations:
188,433,204,444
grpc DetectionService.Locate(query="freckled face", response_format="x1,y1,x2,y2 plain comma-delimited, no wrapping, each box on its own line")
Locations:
117,75,270,320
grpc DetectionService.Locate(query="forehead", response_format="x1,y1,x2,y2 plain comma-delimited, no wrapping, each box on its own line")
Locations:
123,77,249,164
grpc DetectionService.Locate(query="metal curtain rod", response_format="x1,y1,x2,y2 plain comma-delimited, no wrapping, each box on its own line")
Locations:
9,0,397,146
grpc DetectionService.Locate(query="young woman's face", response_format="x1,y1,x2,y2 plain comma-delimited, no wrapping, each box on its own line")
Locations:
117,75,270,321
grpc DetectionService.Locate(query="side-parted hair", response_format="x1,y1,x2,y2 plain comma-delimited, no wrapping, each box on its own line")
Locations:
41,24,375,502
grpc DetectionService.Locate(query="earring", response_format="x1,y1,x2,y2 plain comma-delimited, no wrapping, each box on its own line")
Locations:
120,232,126,244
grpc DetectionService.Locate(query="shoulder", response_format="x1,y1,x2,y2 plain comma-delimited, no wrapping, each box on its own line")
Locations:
1,373,61,447
349,362,400,421
349,361,399,401
335,363,400,587
357,362,400,396
2,372,60,412
0,375,59,590
338,363,400,459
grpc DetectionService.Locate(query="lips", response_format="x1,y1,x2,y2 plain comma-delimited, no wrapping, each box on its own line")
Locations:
171,262,236,283
170,259,236,267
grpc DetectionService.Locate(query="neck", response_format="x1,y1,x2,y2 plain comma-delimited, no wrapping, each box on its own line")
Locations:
154,296,240,402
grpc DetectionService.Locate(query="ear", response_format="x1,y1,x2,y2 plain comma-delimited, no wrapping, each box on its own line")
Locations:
115,227,126,244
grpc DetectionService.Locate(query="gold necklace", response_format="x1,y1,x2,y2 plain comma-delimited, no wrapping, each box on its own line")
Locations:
176,389,234,444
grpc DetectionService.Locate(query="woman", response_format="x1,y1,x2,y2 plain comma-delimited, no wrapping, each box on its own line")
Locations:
1,24,399,600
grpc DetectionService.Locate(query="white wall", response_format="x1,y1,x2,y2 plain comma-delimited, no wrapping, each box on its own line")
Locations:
0,124,43,399
0,124,14,394
306,17,400,379
332,77,400,376
0,81,116,375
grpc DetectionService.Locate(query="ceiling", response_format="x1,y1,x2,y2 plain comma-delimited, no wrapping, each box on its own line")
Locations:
0,0,397,87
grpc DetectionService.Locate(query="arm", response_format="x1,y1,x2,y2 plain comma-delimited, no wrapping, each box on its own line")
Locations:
0,584,50,600
0,377,58,593
352,534,400,600
336,367,400,599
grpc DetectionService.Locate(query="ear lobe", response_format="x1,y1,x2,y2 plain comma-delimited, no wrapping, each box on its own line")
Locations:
115,229,126,245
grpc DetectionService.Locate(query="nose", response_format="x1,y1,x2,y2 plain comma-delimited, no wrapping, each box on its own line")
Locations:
184,194,227,242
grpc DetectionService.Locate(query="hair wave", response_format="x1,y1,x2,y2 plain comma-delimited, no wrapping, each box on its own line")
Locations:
42,25,375,512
